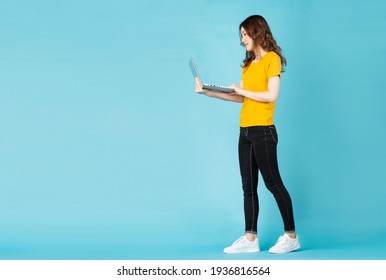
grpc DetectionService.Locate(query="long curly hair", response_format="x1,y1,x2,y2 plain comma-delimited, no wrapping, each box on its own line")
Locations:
239,15,286,71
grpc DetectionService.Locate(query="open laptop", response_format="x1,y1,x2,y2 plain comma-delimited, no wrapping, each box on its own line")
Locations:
189,57,235,93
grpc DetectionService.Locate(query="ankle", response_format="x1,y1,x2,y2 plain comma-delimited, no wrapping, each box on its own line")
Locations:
285,231,297,239
245,233,257,242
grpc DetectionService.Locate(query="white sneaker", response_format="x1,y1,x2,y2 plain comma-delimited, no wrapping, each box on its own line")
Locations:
224,236,260,254
269,233,300,254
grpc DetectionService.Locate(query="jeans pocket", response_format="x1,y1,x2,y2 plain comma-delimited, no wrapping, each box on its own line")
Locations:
269,127,278,144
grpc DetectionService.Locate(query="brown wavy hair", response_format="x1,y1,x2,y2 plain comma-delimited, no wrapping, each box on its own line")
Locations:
239,15,286,71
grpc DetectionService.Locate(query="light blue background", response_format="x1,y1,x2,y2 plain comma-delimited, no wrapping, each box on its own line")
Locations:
1,0,386,260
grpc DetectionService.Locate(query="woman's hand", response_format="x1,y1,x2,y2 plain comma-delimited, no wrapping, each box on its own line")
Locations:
195,78,209,95
228,84,244,96
194,79,244,103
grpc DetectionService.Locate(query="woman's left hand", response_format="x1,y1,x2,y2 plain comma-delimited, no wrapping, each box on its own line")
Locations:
228,84,243,95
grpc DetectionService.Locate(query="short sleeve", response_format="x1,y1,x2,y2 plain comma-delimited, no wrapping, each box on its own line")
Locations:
267,53,282,78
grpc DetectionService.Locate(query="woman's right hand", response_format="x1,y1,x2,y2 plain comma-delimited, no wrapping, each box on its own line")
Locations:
195,78,209,95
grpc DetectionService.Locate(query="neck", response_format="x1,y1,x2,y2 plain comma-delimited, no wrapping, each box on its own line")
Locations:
253,47,267,61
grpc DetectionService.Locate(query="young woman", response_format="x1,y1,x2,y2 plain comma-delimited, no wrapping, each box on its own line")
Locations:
195,15,300,254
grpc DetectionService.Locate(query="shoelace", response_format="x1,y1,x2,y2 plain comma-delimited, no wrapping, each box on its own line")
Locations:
274,235,288,247
232,236,246,245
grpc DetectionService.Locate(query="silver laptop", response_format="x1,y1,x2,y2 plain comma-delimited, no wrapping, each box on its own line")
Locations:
189,57,235,93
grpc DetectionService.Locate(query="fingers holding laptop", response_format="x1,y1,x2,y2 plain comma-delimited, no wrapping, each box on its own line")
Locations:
195,78,208,94
228,84,242,95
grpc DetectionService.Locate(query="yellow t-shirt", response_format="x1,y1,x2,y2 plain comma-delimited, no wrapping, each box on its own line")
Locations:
240,51,282,127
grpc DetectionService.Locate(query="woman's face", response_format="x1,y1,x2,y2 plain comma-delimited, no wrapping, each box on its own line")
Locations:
240,26,254,52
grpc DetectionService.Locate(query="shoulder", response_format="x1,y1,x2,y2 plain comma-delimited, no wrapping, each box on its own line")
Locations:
265,52,282,71
266,51,281,63
265,52,282,76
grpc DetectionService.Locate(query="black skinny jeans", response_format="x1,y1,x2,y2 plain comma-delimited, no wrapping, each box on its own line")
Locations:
238,125,295,233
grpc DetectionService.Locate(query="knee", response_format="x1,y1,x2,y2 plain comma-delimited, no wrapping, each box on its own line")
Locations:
242,186,256,196
266,181,285,194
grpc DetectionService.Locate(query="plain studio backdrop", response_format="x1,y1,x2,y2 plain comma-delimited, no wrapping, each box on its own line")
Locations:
0,0,385,260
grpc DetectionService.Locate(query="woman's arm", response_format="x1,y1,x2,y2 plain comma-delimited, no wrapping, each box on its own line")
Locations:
230,76,280,103
195,78,244,103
